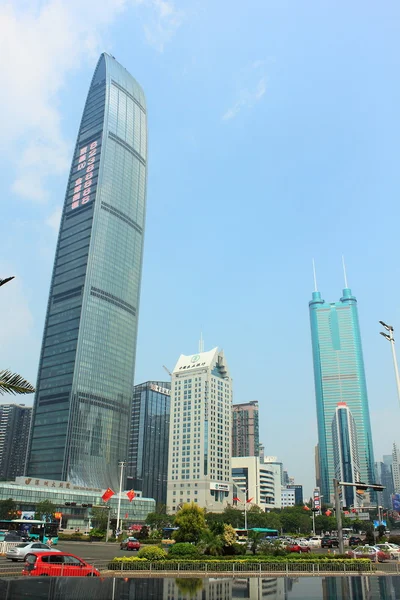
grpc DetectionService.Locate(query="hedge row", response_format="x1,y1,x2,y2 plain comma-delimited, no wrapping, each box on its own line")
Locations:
107,557,371,571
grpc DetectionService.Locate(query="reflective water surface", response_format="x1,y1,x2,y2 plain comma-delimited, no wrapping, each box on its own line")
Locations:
1,576,400,600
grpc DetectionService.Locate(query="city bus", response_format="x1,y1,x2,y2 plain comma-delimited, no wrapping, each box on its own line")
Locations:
235,528,279,543
0,519,59,544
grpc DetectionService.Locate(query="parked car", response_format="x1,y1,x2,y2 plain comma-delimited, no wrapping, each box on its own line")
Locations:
22,552,100,577
349,536,363,546
321,537,339,548
6,542,60,562
347,546,390,562
307,537,322,548
120,537,140,551
286,543,311,554
375,543,400,559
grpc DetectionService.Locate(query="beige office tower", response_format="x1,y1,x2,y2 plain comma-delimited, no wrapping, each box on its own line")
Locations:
166,348,232,513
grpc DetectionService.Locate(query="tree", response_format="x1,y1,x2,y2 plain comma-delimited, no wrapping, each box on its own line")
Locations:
248,530,263,555
0,499,17,520
173,503,207,544
263,511,282,531
197,529,224,556
91,506,108,530
247,505,268,528
222,523,236,547
146,506,171,531
0,277,35,396
35,500,56,522
221,505,243,528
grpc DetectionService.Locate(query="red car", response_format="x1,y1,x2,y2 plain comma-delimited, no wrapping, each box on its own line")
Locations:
120,537,140,551
286,543,311,554
22,552,100,577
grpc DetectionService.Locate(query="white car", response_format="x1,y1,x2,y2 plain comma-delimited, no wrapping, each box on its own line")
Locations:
6,542,61,562
375,543,400,559
308,536,322,548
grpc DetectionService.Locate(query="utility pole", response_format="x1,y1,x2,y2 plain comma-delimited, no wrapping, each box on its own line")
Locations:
333,479,344,555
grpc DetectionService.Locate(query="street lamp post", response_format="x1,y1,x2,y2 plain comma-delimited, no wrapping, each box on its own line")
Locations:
379,321,400,407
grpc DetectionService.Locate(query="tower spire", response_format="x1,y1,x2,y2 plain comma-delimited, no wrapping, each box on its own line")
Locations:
312,259,318,292
342,255,348,288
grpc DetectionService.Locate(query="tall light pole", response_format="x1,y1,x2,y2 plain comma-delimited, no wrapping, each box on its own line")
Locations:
379,321,400,407
116,461,126,535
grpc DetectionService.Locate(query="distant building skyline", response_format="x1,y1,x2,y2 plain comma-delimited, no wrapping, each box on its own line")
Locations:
128,381,170,505
309,286,375,503
232,401,259,457
26,53,147,489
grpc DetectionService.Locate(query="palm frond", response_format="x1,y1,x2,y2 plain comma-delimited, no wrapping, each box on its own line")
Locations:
0,277,15,288
0,370,35,395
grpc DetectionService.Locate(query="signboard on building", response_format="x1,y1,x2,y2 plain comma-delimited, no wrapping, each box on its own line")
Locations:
149,384,171,396
313,488,321,514
210,482,230,492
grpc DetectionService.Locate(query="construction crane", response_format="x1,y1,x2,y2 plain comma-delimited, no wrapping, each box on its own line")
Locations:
163,365,172,377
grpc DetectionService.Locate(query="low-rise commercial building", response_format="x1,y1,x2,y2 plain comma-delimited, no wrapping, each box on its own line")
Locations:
231,457,280,510
0,477,155,530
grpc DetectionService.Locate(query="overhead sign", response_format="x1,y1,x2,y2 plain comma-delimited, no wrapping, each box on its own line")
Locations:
348,512,370,521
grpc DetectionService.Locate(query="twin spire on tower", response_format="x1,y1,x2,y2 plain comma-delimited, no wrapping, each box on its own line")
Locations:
312,256,349,292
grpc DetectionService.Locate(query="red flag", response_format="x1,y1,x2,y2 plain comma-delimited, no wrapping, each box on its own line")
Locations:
246,497,253,503
351,509,357,513
325,509,332,516
102,487,115,502
233,496,241,502
344,511,349,515
127,490,136,502
303,505,310,511
125,513,128,519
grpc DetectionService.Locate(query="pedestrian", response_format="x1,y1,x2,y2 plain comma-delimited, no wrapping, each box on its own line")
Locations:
47,537,53,547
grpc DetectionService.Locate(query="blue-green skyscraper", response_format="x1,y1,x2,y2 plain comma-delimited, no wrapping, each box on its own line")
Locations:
26,54,147,489
309,286,375,502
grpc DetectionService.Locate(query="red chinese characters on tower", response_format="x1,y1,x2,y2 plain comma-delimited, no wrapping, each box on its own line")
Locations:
71,140,98,209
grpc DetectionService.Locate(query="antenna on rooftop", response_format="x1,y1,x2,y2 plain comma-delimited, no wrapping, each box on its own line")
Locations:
199,331,204,353
342,255,349,288
312,259,318,292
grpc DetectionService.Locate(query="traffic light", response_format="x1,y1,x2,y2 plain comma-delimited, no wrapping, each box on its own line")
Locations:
64,502,77,507
354,482,369,492
81,504,93,508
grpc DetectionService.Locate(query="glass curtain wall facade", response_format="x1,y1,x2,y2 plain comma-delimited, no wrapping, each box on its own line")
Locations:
0,404,32,480
26,54,147,489
309,288,375,502
331,402,361,507
127,382,171,505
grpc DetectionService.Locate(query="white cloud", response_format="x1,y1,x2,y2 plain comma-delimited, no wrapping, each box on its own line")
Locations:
0,0,182,202
46,207,62,232
222,61,268,121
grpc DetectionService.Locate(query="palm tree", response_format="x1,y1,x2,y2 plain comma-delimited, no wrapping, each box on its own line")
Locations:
0,370,35,395
0,276,35,396
198,530,224,556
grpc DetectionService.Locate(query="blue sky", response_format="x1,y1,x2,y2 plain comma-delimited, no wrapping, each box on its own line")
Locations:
1,0,400,498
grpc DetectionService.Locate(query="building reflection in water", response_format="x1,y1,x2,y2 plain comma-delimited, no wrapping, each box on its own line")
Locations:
2,576,400,599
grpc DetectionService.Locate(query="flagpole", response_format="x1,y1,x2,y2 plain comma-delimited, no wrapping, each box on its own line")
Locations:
116,461,126,535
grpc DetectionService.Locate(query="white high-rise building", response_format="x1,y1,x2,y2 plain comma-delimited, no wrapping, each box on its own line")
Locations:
392,442,400,493
166,348,232,513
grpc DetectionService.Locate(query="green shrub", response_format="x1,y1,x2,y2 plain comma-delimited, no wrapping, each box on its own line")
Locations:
222,543,247,556
389,535,400,546
168,543,199,559
137,545,168,560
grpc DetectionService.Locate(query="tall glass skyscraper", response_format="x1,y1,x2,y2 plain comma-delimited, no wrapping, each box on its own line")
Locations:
26,54,147,489
309,287,375,502
127,381,171,505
